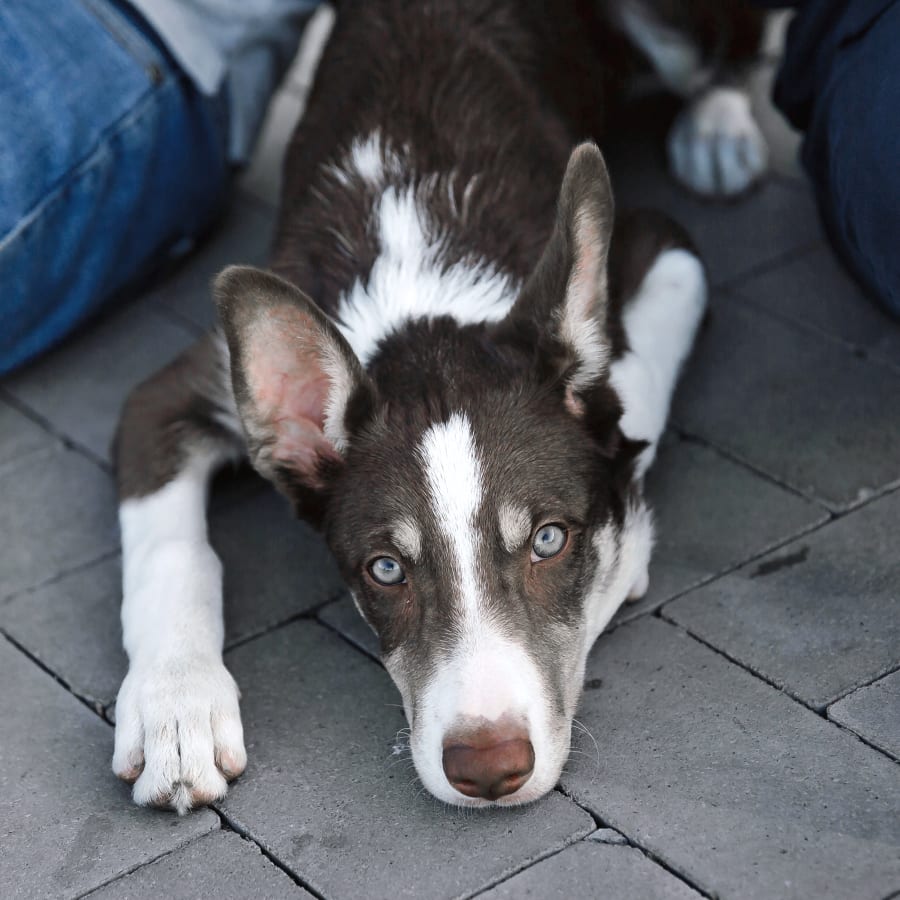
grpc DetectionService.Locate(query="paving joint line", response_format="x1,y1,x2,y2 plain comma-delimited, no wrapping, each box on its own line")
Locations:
0,386,113,474
212,806,328,900
554,784,713,899
0,629,108,721
723,282,900,377
462,842,578,900
314,606,384,666
713,237,822,294
655,616,900,767
825,715,900,766
222,588,350,654
672,426,900,518
1,546,121,605
601,515,834,638
73,835,211,899
670,426,831,511
826,659,900,709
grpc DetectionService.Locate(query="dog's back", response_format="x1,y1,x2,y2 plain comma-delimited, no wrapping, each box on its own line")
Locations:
270,0,619,313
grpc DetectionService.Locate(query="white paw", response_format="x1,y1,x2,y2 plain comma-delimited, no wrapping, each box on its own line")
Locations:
112,656,246,814
667,87,769,197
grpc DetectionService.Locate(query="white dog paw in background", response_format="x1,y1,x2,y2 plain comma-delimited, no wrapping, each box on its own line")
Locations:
667,86,770,197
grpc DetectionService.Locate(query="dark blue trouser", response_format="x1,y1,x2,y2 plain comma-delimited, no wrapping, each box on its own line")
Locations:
773,0,900,318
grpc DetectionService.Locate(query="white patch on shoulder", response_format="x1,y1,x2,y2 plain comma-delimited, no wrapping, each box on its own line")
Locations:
617,0,711,97
668,87,769,197
610,249,707,477
332,135,518,364
418,413,483,621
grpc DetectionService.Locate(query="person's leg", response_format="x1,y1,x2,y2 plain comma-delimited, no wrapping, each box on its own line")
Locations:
0,0,230,375
794,3,900,319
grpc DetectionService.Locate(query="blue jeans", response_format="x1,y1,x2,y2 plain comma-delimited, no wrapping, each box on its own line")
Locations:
0,0,230,375
773,0,900,319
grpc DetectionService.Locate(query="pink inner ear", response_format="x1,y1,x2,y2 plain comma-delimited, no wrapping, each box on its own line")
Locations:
246,310,342,481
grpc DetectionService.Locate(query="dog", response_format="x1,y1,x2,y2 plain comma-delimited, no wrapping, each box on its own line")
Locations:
112,0,768,813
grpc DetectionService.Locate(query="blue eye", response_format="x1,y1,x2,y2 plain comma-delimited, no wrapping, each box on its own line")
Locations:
369,556,406,585
532,524,567,559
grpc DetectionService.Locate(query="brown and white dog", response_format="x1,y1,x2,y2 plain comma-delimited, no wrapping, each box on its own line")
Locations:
112,0,767,813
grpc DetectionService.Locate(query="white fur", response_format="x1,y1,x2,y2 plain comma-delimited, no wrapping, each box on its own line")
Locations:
114,453,245,814
617,0,712,97
498,503,531,554
419,413,483,622
411,414,562,805
583,501,655,651
560,209,610,391
668,87,769,196
408,623,564,807
391,518,423,562
332,137,518,363
610,249,707,477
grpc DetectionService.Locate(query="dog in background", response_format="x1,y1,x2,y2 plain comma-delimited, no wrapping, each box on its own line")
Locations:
112,0,768,812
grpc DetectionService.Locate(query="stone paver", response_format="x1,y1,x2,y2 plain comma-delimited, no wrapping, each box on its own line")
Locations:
317,594,380,660
211,486,344,641
0,556,126,711
0,397,55,468
479,841,701,900
220,621,594,900
615,432,827,623
87,831,311,900
0,448,117,601
605,95,821,288
0,637,217,900
673,297,900,510
562,617,900,900
733,244,900,372
0,485,342,711
149,194,276,331
829,669,900,761
3,301,196,462
664,490,900,709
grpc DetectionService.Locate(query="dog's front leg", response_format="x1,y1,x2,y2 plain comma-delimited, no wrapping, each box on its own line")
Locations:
112,335,247,814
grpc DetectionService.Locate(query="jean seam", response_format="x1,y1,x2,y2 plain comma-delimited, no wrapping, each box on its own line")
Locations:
0,79,177,256
78,0,170,83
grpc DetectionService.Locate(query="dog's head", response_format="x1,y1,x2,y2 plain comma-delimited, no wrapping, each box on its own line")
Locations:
216,144,651,806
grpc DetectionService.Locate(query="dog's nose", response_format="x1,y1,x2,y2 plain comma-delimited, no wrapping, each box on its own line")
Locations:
442,726,535,801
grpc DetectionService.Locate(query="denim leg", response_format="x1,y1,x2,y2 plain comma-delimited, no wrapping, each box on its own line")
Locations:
0,0,230,375
798,3,900,320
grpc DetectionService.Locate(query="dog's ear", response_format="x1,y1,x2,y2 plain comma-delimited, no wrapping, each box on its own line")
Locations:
214,266,374,512
495,142,614,396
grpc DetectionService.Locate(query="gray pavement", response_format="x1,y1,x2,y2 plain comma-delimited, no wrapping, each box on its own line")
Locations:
2,8,898,899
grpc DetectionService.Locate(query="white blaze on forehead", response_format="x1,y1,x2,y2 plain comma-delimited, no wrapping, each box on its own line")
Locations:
418,412,483,619
391,518,423,562
498,503,531,553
